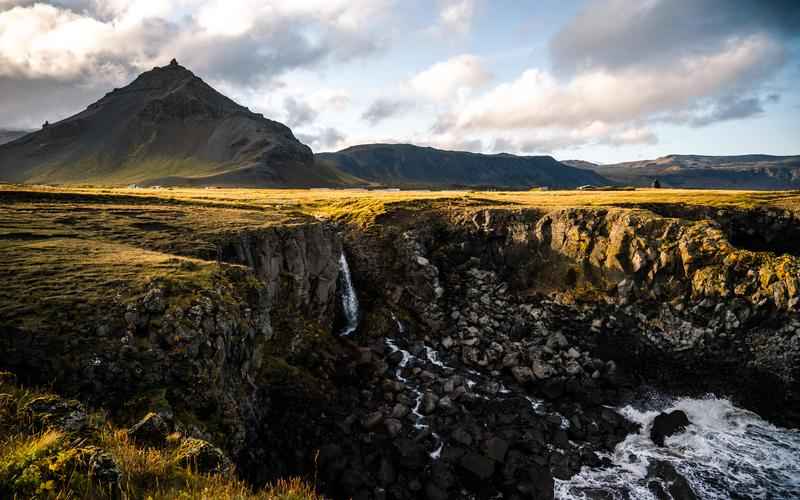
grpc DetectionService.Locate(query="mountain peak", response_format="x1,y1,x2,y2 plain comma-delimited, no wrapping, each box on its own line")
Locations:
126,60,199,92
0,61,330,187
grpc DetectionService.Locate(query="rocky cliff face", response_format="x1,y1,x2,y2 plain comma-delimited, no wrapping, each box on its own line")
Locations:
342,203,800,425
0,221,345,479
3,196,799,500
310,202,799,498
217,224,342,325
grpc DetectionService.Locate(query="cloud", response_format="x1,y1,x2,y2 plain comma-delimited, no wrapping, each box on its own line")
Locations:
491,137,514,153
297,127,346,152
688,95,766,127
410,54,491,101
550,0,800,75
500,125,658,154
307,89,351,111
361,98,414,125
0,0,390,126
284,97,318,127
436,35,782,139
438,0,475,35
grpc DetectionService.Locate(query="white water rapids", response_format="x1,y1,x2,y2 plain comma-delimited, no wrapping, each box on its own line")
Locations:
338,252,359,336
385,315,445,459
555,395,800,499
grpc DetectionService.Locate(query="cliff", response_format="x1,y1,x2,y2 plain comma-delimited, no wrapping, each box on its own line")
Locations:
1,186,799,499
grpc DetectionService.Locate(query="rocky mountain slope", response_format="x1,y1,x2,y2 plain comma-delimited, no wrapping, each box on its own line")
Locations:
2,186,798,499
0,60,354,188
316,144,610,189
565,154,800,189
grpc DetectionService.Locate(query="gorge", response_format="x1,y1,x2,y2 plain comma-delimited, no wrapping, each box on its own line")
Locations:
1,186,798,499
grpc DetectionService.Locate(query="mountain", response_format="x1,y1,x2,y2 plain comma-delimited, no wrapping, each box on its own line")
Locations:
0,60,355,187
316,144,610,189
565,155,800,189
0,129,30,146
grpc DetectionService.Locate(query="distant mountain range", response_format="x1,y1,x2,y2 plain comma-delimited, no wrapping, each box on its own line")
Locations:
564,155,800,189
0,61,604,189
316,144,607,189
0,61,796,190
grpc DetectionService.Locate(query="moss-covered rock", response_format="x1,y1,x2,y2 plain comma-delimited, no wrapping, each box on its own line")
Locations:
22,395,88,433
0,432,122,500
174,437,233,475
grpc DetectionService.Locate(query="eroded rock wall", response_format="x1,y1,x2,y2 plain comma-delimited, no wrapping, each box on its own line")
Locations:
341,204,800,427
0,221,344,475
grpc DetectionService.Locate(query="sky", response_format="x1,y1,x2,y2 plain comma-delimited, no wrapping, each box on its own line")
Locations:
0,0,798,164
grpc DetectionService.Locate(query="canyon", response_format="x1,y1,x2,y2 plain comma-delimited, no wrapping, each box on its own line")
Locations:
1,186,798,499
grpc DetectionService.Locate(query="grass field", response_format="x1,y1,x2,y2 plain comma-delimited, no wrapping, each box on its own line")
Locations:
4,183,799,221
2,183,798,329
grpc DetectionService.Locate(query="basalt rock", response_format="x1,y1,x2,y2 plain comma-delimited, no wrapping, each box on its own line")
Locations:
128,412,171,447
22,395,89,433
650,410,691,447
0,221,347,490
647,460,698,500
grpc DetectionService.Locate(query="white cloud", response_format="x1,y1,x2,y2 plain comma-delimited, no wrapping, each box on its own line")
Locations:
438,0,475,35
445,35,782,134
483,124,657,155
307,89,351,111
410,54,491,101
0,4,124,81
0,0,392,126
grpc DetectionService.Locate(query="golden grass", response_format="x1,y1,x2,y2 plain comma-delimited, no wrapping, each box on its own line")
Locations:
0,237,223,331
1,183,797,327
0,375,325,500
0,426,324,500
4,183,798,214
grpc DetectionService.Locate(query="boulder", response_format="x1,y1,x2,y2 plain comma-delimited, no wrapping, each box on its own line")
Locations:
362,411,384,430
646,460,697,500
423,392,439,414
174,438,233,474
484,436,509,463
532,360,554,380
394,438,427,469
22,395,88,433
512,366,533,384
391,403,410,418
451,427,473,446
650,410,690,446
459,452,495,480
127,412,170,447
385,418,403,437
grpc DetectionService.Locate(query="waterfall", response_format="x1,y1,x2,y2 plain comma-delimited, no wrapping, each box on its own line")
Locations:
338,252,359,336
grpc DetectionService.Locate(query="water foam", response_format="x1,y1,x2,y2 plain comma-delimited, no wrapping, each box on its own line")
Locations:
555,395,800,499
